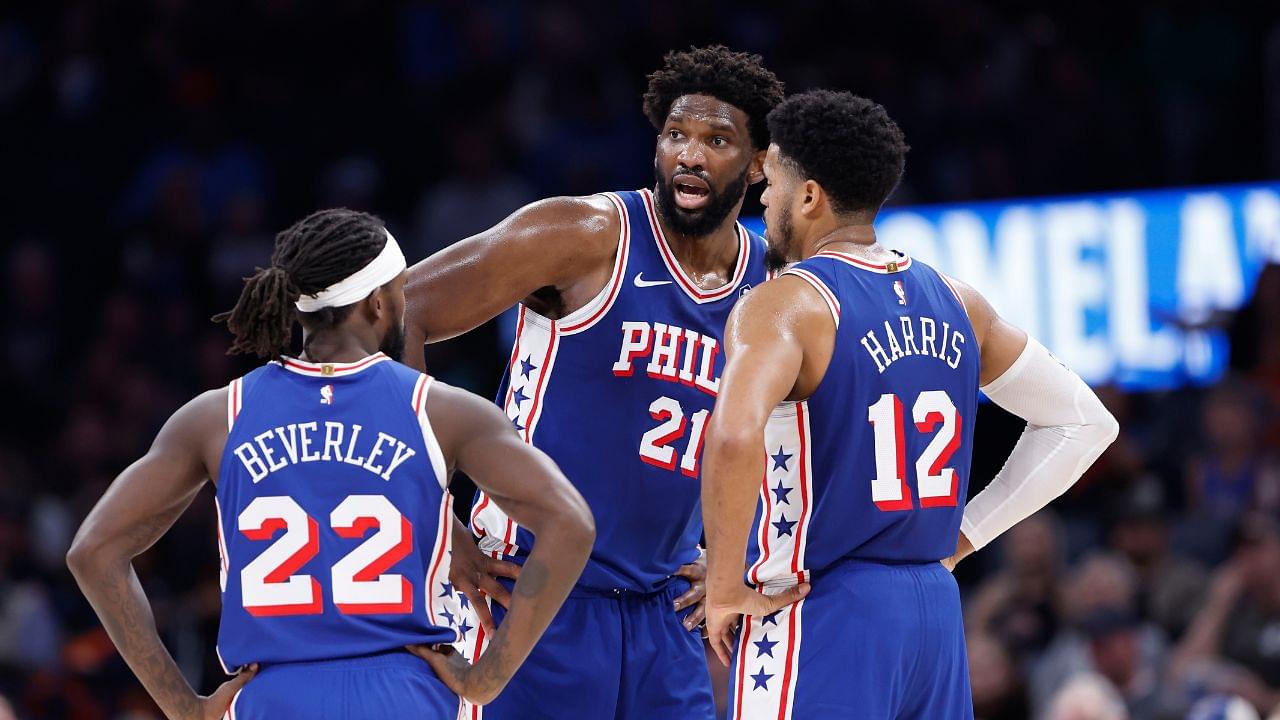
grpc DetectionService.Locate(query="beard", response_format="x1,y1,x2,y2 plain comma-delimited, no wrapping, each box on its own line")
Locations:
653,165,750,238
380,319,406,362
764,203,796,272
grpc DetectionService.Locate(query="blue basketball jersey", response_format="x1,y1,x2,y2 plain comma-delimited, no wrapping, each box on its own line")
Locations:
745,252,980,587
215,354,461,670
472,189,770,592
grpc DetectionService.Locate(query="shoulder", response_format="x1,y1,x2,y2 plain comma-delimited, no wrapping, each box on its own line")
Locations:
729,271,837,341
933,270,996,341
504,194,621,253
421,378,514,458
152,387,229,470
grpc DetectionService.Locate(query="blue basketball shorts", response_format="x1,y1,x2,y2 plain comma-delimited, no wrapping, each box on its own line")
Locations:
458,577,715,720
728,560,972,720
223,650,459,720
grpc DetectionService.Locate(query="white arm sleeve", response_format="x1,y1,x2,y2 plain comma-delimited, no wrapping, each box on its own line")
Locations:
960,338,1119,550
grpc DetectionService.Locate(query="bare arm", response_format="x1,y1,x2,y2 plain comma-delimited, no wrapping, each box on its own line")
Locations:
415,382,594,704
701,277,831,665
66,389,255,720
403,195,619,370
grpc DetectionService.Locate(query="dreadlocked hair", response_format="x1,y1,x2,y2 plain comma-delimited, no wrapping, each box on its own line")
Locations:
213,208,388,360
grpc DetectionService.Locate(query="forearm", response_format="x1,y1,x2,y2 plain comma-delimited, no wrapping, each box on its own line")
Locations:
467,519,591,703
961,338,1119,549
69,552,199,719
703,430,767,596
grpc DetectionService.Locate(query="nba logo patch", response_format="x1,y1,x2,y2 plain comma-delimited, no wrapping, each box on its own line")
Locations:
320,384,334,405
893,280,907,305
740,284,753,298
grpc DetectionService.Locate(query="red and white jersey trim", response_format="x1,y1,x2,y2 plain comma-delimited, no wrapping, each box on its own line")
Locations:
748,401,815,589
226,377,243,431
556,192,632,335
412,374,449,491
639,188,751,304
731,594,807,720
782,268,841,329
938,273,968,315
815,250,912,274
275,352,391,377
474,306,561,557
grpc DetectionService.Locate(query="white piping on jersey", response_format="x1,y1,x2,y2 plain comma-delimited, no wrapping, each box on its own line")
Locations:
639,188,751,304
731,594,807,720
412,375,450,490
815,250,912,274
938,273,969,315
226,377,243,431
782,268,841,329
555,191,632,335
749,400,815,588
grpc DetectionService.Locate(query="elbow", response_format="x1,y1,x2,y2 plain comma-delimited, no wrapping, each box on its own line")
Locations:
1092,409,1120,448
565,495,596,548
544,483,595,549
65,537,99,580
705,425,763,464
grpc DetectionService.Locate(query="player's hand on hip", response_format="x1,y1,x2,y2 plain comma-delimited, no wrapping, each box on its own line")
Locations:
705,584,810,667
450,533,521,634
407,643,501,706
196,663,257,720
673,548,707,631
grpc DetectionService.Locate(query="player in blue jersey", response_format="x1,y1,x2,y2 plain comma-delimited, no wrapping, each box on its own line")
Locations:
702,90,1120,719
67,209,593,720
403,46,784,718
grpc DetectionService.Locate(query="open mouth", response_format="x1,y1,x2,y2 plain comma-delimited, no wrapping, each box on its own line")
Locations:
673,174,711,210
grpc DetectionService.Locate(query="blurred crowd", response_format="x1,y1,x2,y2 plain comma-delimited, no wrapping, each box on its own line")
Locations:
3,1,1280,718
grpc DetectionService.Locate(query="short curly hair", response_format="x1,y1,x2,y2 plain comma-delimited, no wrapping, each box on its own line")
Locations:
767,90,909,214
643,45,785,151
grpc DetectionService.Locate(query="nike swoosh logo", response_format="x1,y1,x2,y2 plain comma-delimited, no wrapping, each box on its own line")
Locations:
633,272,673,288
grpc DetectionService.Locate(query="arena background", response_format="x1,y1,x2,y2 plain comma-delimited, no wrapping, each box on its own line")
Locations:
3,2,1280,718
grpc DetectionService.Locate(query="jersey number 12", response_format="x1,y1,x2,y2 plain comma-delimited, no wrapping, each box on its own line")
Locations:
866,390,962,511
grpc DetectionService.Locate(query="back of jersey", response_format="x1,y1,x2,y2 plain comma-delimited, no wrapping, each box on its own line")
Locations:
745,252,980,587
215,354,460,669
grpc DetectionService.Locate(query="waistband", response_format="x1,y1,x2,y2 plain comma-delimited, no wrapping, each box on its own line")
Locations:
755,556,945,590
569,574,690,599
259,648,425,672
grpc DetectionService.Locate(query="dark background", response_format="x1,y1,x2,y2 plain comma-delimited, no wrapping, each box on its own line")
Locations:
3,2,1280,718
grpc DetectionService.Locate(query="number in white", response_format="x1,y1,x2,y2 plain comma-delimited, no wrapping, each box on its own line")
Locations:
239,496,322,616
638,396,710,476
331,495,414,614
866,391,962,511
867,395,911,510
680,408,711,477
913,390,961,507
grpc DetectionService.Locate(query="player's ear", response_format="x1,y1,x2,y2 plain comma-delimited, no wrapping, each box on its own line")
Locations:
800,179,823,218
365,287,386,321
747,149,766,185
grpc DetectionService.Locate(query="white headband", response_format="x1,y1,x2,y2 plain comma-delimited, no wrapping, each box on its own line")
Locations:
295,229,407,312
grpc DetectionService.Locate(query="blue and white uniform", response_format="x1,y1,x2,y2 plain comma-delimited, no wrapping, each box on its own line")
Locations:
464,188,768,719
215,354,462,719
728,252,980,719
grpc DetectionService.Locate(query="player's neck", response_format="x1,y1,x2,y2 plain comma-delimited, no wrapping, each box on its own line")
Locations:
802,222,878,260
657,207,743,281
298,330,382,364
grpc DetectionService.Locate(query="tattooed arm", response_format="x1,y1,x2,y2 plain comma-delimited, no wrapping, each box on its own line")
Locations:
410,381,594,705
67,389,257,720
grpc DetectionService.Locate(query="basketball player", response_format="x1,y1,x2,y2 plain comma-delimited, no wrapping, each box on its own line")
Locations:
403,46,784,718
67,210,593,719
702,90,1120,718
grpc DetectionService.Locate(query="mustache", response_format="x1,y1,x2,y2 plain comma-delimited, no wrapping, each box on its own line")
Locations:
672,168,713,186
